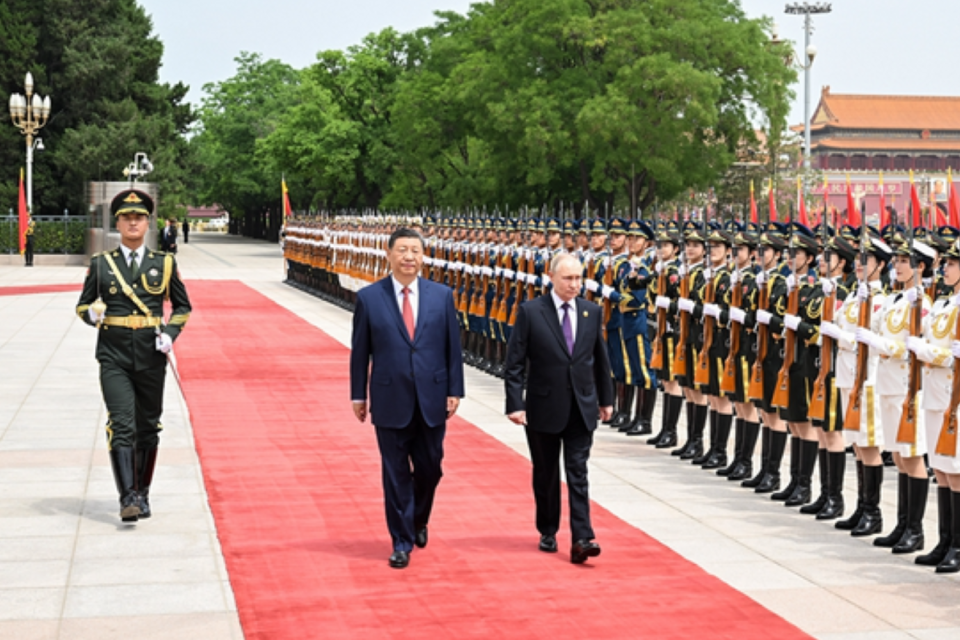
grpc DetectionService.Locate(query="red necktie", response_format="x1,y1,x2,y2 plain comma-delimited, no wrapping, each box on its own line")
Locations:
402,287,415,340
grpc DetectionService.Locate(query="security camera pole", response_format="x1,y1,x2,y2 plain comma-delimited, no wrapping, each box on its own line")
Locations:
123,152,154,183
8,71,51,212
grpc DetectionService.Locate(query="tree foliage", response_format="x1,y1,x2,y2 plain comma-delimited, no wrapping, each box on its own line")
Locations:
0,0,195,218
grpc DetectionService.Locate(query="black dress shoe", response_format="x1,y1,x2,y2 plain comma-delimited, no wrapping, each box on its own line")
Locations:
389,550,410,569
539,535,558,553
415,527,428,549
571,539,601,564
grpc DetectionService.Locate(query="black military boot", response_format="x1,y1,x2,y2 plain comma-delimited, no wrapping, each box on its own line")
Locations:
836,460,865,530
935,491,960,573
801,449,830,514
680,404,707,460
672,401,697,457
654,394,682,448
702,413,732,470
917,487,953,566
616,386,637,431
742,425,771,488
626,386,656,436
851,465,884,537
730,421,760,481
771,437,801,501
755,430,788,494
817,451,846,520
606,384,624,426
717,418,744,477
893,476,928,554
785,439,819,507
109,447,141,523
692,410,717,465
875,473,908,547
135,446,159,519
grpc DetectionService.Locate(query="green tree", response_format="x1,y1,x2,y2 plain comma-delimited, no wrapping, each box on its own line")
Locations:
0,0,195,218
191,52,299,236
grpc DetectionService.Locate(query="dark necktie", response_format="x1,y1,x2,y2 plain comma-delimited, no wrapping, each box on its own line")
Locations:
561,302,574,355
130,251,140,279
402,287,415,340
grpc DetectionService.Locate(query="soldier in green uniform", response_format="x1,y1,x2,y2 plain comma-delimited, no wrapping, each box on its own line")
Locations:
76,189,192,523
24,216,36,267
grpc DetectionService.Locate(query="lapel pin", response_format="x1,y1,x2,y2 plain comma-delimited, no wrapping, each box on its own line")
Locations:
583,311,588,317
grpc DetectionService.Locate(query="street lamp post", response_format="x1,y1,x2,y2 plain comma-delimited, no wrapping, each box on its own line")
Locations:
8,72,51,213
784,2,832,175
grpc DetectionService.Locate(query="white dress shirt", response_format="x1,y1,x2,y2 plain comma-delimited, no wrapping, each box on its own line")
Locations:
119,243,145,269
550,290,577,339
391,276,419,327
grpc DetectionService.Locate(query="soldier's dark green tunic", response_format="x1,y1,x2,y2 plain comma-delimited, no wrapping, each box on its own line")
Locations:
76,247,191,449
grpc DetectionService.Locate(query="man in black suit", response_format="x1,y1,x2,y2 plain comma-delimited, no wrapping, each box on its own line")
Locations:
505,252,614,564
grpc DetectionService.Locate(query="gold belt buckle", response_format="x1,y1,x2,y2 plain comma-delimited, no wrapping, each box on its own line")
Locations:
129,316,146,329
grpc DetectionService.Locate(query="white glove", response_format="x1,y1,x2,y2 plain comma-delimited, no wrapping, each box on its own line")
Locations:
729,269,739,285
601,284,616,299
952,340,960,360
655,295,671,310
155,332,173,354
820,321,842,341
423,256,434,266
756,270,767,286
785,274,796,292
906,336,926,355
88,307,105,324
703,267,713,280
855,327,882,350
729,307,746,324
756,310,772,325
952,293,960,308
503,269,516,280
480,266,494,277
784,314,801,331
541,274,552,287
494,267,503,277
703,303,721,319
857,282,870,301
904,287,919,304
655,261,664,274
678,298,695,313
821,279,835,296
678,264,687,277
584,279,600,293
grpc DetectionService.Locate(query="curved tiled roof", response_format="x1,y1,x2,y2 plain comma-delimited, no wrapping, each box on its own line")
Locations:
806,87,960,131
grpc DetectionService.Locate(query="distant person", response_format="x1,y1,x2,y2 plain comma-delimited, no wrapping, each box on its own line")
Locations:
504,252,614,564
350,227,465,569
23,215,35,267
182,219,190,244
75,189,192,523
161,218,178,253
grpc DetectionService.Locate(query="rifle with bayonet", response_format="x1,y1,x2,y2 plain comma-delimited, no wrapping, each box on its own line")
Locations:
897,207,923,445
772,224,798,409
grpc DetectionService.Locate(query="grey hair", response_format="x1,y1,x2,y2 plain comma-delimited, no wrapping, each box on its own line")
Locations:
550,252,581,273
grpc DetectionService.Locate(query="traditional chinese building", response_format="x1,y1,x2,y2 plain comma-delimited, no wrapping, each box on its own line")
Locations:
794,87,960,219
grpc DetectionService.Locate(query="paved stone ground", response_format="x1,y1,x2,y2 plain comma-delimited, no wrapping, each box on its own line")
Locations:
1,232,958,639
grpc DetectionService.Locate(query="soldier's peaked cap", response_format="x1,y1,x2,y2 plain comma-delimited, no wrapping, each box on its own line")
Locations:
111,189,154,217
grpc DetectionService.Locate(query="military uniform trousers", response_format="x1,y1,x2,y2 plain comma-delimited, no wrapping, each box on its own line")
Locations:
101,360,165,450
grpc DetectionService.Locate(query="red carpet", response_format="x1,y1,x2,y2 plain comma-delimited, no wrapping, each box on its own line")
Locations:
0,283,81,296
175,280,811,640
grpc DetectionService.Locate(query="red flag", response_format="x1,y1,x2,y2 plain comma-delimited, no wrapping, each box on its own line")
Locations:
282,177,293,217
17,168,28,254
768,181,777,222
910,173,922,228
878,173,888,228
935,204,948,227
949,169,960,228
845,176,860,227
750,181,758,224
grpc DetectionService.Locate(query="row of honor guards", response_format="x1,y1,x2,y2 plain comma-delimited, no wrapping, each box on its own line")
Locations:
282,211,960,574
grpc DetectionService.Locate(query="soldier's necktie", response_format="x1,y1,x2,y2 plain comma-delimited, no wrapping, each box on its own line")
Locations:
562,302,574,355
130,251,140,279
402,287,415,340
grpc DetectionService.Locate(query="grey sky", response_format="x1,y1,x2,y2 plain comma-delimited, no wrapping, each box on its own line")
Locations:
138,0,960,127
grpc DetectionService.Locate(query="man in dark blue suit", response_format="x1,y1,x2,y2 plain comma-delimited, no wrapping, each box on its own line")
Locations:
350,228,465,569
505,252,614,564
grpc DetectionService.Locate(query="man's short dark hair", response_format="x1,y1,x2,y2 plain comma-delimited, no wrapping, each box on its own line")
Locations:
388,227,425,250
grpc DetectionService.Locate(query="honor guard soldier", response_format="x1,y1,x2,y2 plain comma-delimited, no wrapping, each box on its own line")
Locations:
24,215,36,266
649,221,685,449
594,218,633,429
620,219,658,436
822,231,893,535
716,225,762,481
76,189,192,523
747,224,790,492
